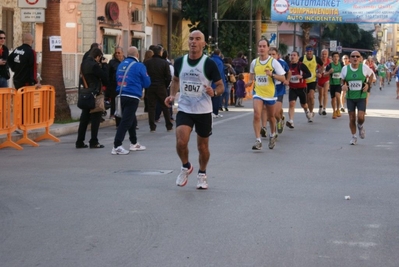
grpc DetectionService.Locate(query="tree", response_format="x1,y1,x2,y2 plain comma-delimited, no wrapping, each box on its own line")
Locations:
322,23,362,47
351,29,375,50
219,0,272,42
41,0,71,121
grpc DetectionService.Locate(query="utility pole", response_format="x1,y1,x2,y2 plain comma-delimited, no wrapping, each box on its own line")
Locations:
248,0,253,63
208,0,212,54
167,0,172,57
214,0,218,49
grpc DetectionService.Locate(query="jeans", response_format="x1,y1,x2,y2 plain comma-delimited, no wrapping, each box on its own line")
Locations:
114,96,139,148
0,77,8,88
76,109,102,146
222,90,230,108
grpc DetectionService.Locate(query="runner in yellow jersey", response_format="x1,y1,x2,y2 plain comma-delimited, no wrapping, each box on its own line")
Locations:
299,45,323,122
245,38,286,150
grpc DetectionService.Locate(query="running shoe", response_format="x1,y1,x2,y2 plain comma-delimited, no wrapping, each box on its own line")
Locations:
260,127,268,138
252,140,262,150
130,143,146,151
322,109,327,116
350,136,357,145
332,111,337,119
340,107,345,113
196,173,208,189
336,109,341,117
268,134,277,149
176,165,193,187
277,120,283,134
318,107,323,115
358,125,365,139
111,146,130,155
286,120,294,129
306,111,313,123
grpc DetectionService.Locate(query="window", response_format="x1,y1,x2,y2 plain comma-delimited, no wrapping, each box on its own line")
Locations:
1,8,14,49
102,35,117,55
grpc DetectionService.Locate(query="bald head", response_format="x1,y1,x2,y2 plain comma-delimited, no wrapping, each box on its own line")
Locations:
127,46,138,57
22,33,34,45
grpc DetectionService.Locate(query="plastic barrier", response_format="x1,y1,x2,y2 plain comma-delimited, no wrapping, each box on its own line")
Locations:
243,73,254,99
0,88,23,150
16,85,60,147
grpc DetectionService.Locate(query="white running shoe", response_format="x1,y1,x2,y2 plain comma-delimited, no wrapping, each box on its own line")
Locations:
130,143,146,151
196,173,208,189
176,165,193,187
268,134,277,149
350,136,357,145
318,107,323,115
358,125,365,139
252,140,262,150
111,146,130,155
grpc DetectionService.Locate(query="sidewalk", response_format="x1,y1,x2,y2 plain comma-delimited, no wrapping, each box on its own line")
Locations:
0,104,149,144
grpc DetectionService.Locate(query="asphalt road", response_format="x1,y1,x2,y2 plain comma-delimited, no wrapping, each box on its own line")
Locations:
1,82,398,267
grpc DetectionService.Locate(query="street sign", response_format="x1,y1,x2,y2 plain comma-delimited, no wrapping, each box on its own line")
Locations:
20,9,45,23
330,40,337,52
49,36,62,52
337,46,342,53
18,0,47,8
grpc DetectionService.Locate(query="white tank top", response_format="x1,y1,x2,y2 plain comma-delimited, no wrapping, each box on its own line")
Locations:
177,54,212,114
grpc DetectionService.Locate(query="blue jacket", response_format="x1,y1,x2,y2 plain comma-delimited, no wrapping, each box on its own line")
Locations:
116,57,151,99
210,54,227,92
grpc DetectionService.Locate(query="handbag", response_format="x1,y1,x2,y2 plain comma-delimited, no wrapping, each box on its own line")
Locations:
90,93,105,113
114,61,137,118
229,74,236,83
77,72,95,110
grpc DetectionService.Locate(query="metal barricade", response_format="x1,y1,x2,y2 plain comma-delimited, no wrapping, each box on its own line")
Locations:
0,88,22,150
16,85,60,147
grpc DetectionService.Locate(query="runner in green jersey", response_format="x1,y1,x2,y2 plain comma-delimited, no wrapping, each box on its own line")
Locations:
325,51,344,119
377,58,387,90
340,51,374,145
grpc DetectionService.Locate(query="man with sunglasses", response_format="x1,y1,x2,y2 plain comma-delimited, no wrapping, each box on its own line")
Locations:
0,30,9,87
340,51,374,145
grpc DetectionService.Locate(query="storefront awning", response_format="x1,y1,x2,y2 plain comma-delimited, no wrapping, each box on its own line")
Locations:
131,31,145,39
102,27,122,36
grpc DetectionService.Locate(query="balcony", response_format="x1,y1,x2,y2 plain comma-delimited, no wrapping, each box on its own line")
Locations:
148,0,181,14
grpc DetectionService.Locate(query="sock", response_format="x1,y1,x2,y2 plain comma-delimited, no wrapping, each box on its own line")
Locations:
182,162,191,169
198,170,206,175
256,138,261,142
358,124,363,128
319,105,323,108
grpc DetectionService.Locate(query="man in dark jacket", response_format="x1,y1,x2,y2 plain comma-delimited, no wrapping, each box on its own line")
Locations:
7,33,38,89
0,30,9,88
144,45,173,132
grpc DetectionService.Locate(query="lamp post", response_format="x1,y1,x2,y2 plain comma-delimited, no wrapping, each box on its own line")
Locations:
167,0,172,57
248,0,253,64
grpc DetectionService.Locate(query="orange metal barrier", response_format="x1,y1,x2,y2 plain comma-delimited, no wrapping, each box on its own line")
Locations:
243,73,254,99
16,85,60,147
0,88,23,150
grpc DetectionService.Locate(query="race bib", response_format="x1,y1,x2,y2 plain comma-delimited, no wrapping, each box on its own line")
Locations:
256,75,269,86
290,76,299,83
181,80,203,97
348,80,363,91
332,73,341,79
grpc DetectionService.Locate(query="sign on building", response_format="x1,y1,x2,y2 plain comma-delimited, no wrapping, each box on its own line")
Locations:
18,0,47,8
49,36,62,52
20,9,45,23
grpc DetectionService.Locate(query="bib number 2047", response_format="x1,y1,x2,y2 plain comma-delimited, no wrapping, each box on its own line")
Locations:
184,84,200,92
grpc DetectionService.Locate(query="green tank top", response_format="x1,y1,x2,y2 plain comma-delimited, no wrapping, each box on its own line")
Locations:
330,63,342,85
345,64,367,99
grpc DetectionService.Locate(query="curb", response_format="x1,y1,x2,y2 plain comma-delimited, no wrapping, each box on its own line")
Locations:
0,112,149,145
